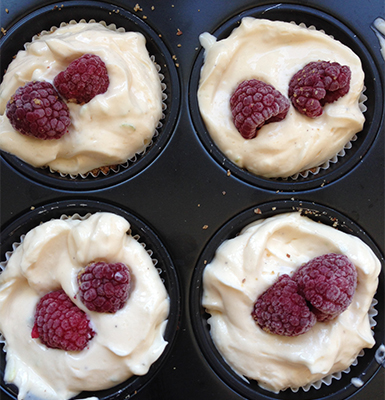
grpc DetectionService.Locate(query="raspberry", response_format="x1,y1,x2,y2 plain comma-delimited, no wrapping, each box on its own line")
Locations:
293,253,357,321
252,274,316,336
5,81,71,140
230,79,290,139
288,61,351,118
78,261,131,313
54,54,109,104
31,289,95,351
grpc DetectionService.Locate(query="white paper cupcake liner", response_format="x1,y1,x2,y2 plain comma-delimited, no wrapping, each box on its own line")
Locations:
27,19,168,180
374,343,385,367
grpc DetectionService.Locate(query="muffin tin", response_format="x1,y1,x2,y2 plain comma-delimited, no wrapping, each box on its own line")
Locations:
0,0,384,399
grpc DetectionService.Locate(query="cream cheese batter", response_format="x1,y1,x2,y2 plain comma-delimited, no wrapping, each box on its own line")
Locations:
0,22,163,175
202,212,380,392
198,18,365,178
0,212,170,400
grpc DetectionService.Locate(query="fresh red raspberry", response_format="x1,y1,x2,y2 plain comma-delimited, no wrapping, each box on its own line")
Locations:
293,253,357,321
31,289,95,351
78,261,131,313
230,79,290,139
288,61,351,118
6,81,71,140
252,274,316,336
54,54,109,104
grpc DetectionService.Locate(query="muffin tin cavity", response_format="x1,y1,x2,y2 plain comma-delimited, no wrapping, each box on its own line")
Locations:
0,1,180,190
0,199,180,400
189,3,384,192
190,200,384,400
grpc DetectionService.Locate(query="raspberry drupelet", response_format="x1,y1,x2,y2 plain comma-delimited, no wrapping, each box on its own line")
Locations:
288,61,351,118
252,274,316,336
31,289,95,351
293,253,357,321
6,81,71,140
230,79,290,139
54,54,109,104
78,261,131,313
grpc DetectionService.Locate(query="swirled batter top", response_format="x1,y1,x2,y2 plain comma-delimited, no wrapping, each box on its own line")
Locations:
0,213,170,400
197,18,365,178
0,22,163,175
202,212,380,392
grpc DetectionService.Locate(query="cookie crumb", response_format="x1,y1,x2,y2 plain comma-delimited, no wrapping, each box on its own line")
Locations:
134,3,142,12
143,15,147,19
226,170,231,176
5,8,9,13
177,28,183,36
177,44,182,47
272,207,277,211
222,191,226,195
30,206,35,210
254,208,262,214
151,6,155,10
202,225,209,230
1,27,7,36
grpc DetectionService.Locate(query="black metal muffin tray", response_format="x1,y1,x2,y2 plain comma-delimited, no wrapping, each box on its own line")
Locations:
1,1,384,400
